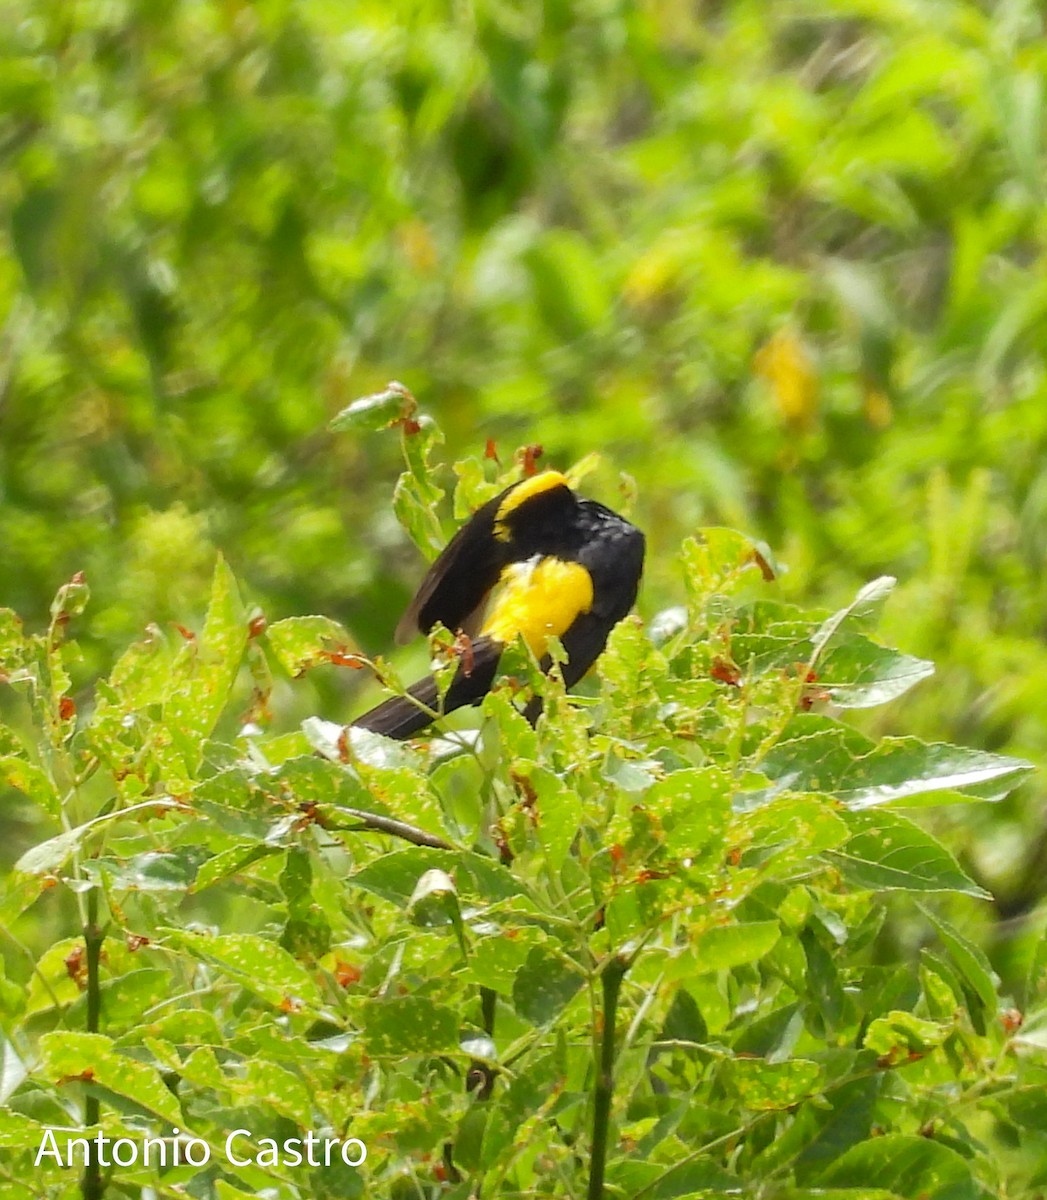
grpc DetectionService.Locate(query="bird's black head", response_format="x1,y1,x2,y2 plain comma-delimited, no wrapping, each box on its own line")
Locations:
493,470,579,555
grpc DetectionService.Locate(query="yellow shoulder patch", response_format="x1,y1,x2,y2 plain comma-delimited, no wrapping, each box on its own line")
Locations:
481,556,593,656
493,470,569,540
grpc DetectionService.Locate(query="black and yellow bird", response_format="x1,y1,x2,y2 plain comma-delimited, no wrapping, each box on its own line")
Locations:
353,469,645,739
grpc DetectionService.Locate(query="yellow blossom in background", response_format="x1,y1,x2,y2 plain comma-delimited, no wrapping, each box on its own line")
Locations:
398,219,438,274
864,386,893,429
754,327,819,432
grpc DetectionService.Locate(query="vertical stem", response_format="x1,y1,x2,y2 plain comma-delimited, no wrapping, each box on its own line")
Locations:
82,886,103,1200
588,957,626,1200
481,985,496,1037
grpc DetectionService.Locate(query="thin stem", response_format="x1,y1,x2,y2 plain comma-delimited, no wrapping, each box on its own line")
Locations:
588,956,627,1200
81,885,104,1200
340,807,453,849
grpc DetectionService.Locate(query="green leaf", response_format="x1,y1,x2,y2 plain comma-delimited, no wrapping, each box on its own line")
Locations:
722,1057,822,1110
758,717,1033,808
362,996,458,1055
0,756,59,818
266,615,361,676
818,1133,983,1200
37,1032,183,1125
350,848,522,907
509,763,581,871
0,1107,48,1150
0,608,28,672
0,873,49,925
14,798,181,875
828,809,990,898
49,573,90,623
96,969,171,1029
669,922,781,977
863,1010,950,1063
191,843,276,892
163,556,248,750
648,767,731,858
14,828,88,876
394,415,447,557
512,946,585,1025
162,930,322,1011
994,1085,1047,1131
816,636,934,709
810,576,896,659
465,929,543,994
106,848,210,893
920,908,999,1016
240,1059,313,1122
608,1158,742,1198
330,380,417,432
0,1036,28,1103
681,528,776,599
407,867,461,928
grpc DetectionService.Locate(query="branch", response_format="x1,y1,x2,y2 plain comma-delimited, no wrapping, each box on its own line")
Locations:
339,807,452,850
588,955,628,1200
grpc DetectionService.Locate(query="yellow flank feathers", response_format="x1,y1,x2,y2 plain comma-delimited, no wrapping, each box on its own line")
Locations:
481,556,593,656
493,471,569,540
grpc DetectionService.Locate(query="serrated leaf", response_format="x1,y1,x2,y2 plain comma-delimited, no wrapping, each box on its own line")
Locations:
817,637,934,709
240,1059,313,1122
811,576,896,659
0,756,59,818
682,528,777,598
162,930,322,1010
37,1031,183,1125
465,929,543,994
828,809,990,898
163,556,248,750
0,1107,48,1150
920,908,998,1016
722,1057,822,1110
266,615,360,676
0,608,27,670
192,843,275,892
759,717,1033,808
648,767,731,858
362,996,458,1055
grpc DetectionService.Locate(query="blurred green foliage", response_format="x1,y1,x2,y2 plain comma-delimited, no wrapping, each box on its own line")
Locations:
2,0,1047,1018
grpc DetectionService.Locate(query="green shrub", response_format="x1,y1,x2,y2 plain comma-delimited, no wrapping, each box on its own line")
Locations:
1,418,1043,1199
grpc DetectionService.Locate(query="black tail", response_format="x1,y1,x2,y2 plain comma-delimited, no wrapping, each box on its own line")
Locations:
353,638,504,740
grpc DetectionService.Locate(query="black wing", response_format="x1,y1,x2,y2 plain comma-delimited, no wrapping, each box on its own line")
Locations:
394,489,512,644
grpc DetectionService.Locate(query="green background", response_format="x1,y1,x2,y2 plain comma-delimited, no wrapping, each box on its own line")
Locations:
3,0,1046,963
